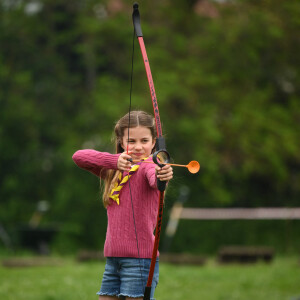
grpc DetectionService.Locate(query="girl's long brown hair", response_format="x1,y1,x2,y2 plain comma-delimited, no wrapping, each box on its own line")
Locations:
101,110,157,208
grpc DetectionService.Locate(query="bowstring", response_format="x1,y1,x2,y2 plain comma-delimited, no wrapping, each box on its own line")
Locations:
128,26,145,293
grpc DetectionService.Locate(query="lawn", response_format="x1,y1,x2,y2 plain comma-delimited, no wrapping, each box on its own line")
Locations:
0,255,299,300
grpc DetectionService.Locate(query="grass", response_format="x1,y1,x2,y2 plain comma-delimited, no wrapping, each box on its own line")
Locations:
0,255,299,300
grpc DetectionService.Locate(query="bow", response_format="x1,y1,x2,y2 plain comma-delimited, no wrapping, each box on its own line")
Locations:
132,3,170,300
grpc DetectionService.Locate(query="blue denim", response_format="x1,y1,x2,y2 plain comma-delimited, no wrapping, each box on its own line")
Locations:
97,257,159,299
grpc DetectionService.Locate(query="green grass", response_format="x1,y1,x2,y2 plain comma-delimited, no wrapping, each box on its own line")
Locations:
0,255,299,300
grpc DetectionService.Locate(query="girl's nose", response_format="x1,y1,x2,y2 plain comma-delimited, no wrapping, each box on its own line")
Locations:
135,143,142,150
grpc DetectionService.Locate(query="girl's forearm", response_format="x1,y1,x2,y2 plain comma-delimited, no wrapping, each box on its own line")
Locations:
72,149,119,177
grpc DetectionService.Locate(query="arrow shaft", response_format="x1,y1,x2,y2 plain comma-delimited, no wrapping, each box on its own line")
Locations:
132,160,187,168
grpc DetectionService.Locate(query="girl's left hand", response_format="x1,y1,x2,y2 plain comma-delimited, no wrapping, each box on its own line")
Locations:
156,165,173,181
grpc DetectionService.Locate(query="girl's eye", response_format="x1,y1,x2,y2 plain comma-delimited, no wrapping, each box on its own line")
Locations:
142,139,149,143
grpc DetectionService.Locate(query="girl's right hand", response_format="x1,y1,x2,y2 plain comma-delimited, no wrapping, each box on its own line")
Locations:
117,152,132,171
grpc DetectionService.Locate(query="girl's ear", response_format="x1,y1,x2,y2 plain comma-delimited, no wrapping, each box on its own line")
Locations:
119,136,126,151
152,137,156,152
120,128,128,152
120,140,125,151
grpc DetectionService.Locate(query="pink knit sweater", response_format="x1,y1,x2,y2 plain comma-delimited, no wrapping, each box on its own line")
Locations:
72,149,159,258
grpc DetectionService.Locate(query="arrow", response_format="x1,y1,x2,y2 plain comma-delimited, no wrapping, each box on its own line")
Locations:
131,160,200,174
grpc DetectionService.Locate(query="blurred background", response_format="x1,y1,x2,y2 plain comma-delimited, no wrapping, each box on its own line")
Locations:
0,0,299,256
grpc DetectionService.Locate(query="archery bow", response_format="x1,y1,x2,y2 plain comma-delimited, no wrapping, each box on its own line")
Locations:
132,3,170,300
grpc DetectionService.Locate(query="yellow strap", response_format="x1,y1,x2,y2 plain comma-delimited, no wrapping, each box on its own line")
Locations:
109,164,140,205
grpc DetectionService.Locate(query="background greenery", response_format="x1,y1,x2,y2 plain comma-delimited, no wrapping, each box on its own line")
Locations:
0,0,299,254
1,256,300,300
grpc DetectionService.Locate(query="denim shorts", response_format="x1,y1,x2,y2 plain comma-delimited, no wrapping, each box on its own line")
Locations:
97,257,159,299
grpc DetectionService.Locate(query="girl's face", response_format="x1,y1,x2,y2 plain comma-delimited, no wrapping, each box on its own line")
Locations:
121,126,156,160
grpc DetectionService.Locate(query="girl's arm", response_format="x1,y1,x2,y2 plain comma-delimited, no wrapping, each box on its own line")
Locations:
72,149,120,177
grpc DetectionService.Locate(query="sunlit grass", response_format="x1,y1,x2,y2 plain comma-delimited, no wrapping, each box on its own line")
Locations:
0,255,299,300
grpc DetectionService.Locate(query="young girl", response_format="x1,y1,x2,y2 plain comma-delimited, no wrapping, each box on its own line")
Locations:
72,110,173,300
